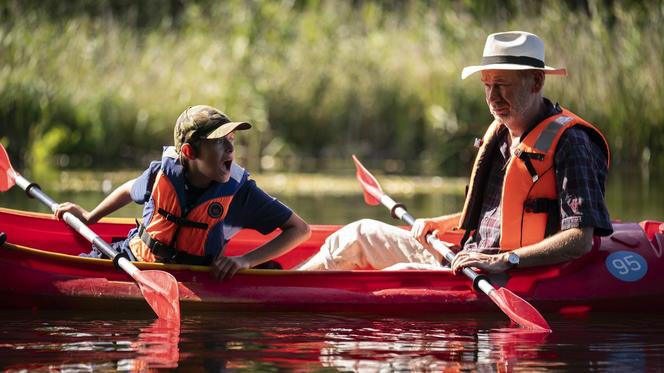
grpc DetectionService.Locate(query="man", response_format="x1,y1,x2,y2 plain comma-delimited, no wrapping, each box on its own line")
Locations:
297,31,612,273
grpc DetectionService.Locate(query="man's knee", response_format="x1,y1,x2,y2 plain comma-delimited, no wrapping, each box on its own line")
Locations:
354,218,389,236
329,219,381,240
323,219,387,253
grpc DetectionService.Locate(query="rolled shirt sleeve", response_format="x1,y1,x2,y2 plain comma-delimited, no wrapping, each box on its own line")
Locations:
554,126,613,236
224,179,293,236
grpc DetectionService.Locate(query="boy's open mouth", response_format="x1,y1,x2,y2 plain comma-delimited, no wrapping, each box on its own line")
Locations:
223,160,233,171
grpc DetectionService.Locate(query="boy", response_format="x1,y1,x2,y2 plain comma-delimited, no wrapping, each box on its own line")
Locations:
55,105,311,280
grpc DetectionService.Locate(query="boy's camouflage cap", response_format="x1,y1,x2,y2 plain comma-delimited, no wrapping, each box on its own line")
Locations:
174,105,251,151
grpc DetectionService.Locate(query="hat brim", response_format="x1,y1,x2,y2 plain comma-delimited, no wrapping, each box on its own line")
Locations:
204,121,252,139
461,64,567,80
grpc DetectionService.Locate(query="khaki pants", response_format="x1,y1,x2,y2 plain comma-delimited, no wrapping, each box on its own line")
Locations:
295,219,448,270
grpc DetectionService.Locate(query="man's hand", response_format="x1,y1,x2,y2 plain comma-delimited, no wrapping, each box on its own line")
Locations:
211,255,251,281
451,251,511,274
411,214,459,247
54,202,92,224
411,218,439,246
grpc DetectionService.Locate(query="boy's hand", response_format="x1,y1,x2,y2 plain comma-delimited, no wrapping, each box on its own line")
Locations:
211,255,251,281
54,202,92,224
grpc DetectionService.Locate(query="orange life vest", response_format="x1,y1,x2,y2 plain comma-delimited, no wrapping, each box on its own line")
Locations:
128,147,248,263
458,108,610,250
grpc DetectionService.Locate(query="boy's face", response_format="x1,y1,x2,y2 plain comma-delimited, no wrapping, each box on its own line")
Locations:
190,132,236,184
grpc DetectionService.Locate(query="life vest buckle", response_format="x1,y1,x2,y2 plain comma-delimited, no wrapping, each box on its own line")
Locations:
514,148,544,161
514,150,543,182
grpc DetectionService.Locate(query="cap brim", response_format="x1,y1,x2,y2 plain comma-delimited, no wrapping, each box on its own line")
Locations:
204,121,252,139
461,64,567,79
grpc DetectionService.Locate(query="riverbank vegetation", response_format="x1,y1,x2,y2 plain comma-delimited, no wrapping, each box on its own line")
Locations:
1,0,662,176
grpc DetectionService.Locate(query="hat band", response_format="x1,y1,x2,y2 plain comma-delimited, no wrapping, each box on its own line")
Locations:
481,55,545,68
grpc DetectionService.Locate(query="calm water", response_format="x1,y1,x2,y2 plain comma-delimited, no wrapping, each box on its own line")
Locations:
0,168,663,371
0,168,661,225
2,310,664,371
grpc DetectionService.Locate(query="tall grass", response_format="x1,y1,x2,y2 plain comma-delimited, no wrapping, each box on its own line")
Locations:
1,0,662,177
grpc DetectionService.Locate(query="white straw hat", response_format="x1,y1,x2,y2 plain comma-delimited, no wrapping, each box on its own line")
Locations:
461,31,567,80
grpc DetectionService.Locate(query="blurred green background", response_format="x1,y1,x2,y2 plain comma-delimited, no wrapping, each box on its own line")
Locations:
2,0,662,174
0,0,662,223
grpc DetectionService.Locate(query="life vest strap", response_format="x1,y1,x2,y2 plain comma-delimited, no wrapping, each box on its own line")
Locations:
460,229,473,247
137,223,213,265
524,198,558,213
524,198,561,238
514,149,544,182
157,208,209,229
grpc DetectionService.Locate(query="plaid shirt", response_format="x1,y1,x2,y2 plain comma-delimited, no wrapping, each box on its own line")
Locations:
466,100,613,253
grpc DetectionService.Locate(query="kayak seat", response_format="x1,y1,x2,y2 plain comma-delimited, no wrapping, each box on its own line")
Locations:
638,220,664,240
654,224,664,258
637,221,664,258
654,234,664,258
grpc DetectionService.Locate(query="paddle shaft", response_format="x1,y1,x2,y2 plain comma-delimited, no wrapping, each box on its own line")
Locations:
351,155,549,330
13,174,139,277
376,193,494,296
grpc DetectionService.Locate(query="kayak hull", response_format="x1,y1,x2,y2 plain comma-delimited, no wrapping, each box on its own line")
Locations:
1,208,664,314
0,240,491,313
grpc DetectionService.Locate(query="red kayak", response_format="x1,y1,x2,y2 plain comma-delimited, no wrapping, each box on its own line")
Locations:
1,207,663,314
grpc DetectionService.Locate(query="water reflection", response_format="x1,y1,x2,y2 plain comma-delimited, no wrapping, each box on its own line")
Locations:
318,325,549,372
133,319,180,370
165,313,551,371
0,314,180,371
2,311,664,371
0,312,551,372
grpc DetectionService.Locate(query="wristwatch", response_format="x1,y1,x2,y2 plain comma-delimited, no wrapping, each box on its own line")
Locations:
506,252,520,268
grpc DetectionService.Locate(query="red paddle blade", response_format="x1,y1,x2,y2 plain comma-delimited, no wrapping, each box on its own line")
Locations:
352,155,384,206
0,144,17,192
132,270,181,324
489,287,551,331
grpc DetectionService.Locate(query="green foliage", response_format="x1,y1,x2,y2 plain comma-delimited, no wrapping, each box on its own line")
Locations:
1,0,662,175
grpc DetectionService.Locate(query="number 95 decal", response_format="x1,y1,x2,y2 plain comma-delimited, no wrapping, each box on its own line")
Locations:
606,251,648,282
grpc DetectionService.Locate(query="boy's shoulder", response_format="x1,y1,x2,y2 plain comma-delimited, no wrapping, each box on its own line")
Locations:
162,146,178,159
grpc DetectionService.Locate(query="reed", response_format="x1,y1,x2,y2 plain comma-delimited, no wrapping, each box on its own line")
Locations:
1,0,661,176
